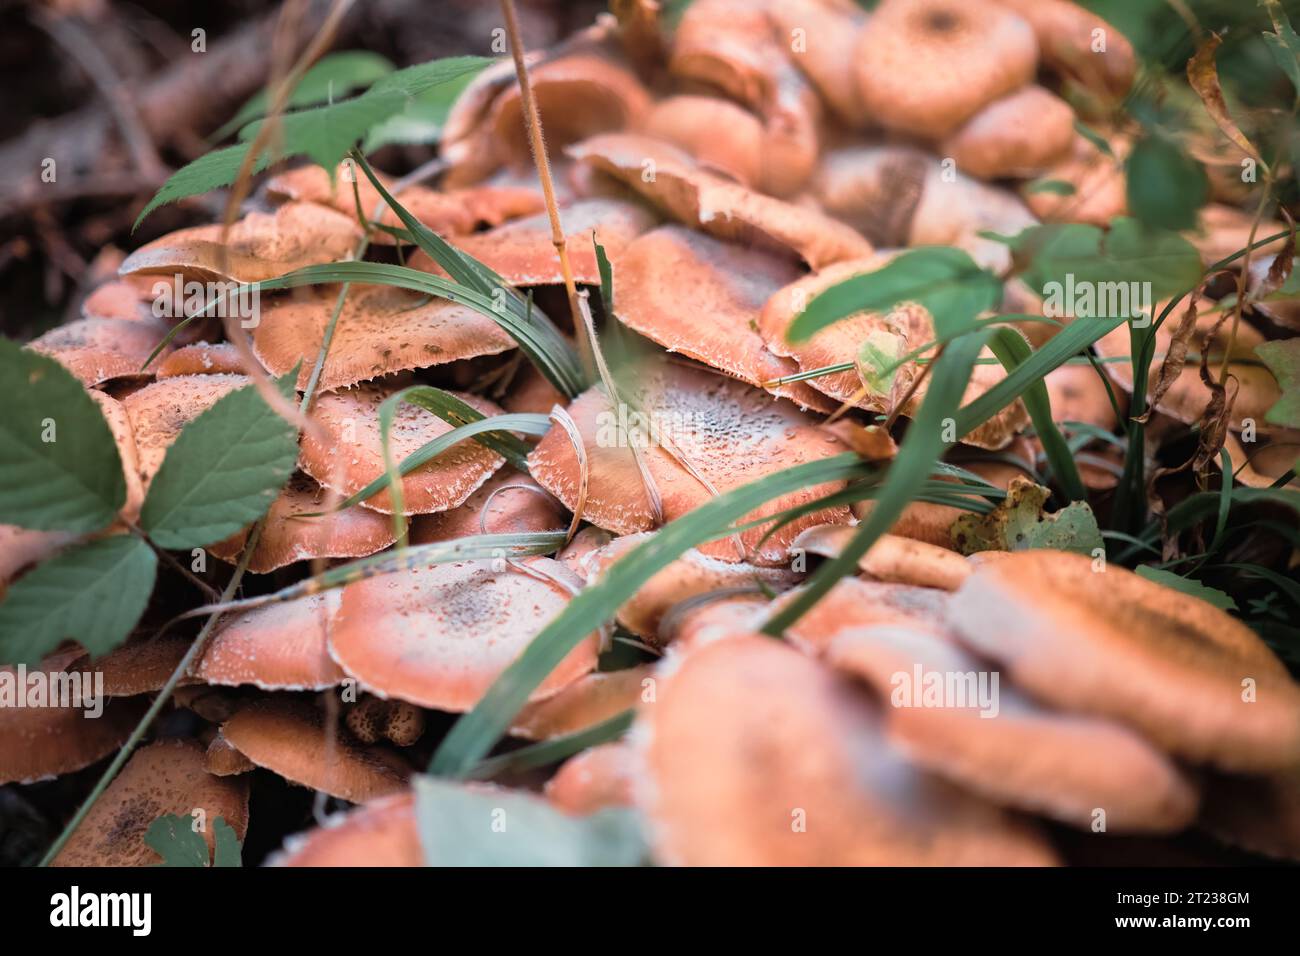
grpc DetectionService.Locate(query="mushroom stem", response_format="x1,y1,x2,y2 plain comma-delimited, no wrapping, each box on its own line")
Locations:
498,0,594,381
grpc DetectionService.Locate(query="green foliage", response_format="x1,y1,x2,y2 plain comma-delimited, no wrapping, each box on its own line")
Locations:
0,340,125,533
1256,338,1300,429
1125,135,1208,231
139,375,299,549
1024,178,1077,196
788,247,1001,342
363,68,479,151
413,776,647,866
135,55,489,228
0,535,156,665
952,478,1104,555
1136,566,1239,612
1262,0,1300,98
145,814,242,867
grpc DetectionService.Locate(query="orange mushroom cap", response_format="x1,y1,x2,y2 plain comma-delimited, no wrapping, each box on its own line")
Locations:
193,591,346,691
156,341,246,378
546,742,637,815
121,373,250,490
511,664,655,741
942,86,1076,180
409,467,566,545
271,790,420,866
29,316,171,388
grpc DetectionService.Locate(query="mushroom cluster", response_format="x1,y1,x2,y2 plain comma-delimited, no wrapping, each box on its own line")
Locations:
4,0,1299,867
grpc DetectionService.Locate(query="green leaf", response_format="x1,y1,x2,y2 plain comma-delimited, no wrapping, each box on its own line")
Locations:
1256,339,1300,428
140,375,299,549
145,814,243,867
467,710,634,780
855,329,908,397
363,68,478,151
135,55,489,228
413,776,648,866
1073,119,1115,158
0,339,125,532
1125,135,1208,231
0,536,156,665
1263,2,1300,98
1136,566,1238,611
1024,178,1077,196
213,51,395,142
1012,217,1204,303
788,247,1001,341
951,477,1103,555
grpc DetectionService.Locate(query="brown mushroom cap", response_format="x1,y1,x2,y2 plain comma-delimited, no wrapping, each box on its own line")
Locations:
612,224,831,409
854,0,1038,138
409,467,566,544
568,132,873,268
992,0,1136,100
640,95,765,188
156,341,245,378
1044,362,1122,430
1200,767,1300,861
272,790,420,866
526,359,852,565
415,198,657,286
556,525,614,582
827,624,1199,831
253,285,514,393
768,0,868,127
208,472,397,573
1221,430,1300,489
775,575,953,655
0,525,77,595
68,635,196,697
793,524,972,591
511,664,654,741
297,381,505,515
88,389,146,523
82,277,157,323
121,373,250,489
586,531,798,640
948,550,1300,772
204,731,255,777
193,591,346,691
328,558,599,712
50,738,249,866
1187,205,1288,268
546,742,637,815
29,316,171,388
1025,132,1129,226
942,86,1076,180
638,632,1058,865
119,202,361,284
220,697,409,802
0,665,145,785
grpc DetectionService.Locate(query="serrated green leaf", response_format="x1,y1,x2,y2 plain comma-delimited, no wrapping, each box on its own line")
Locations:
363,68,478,151
0,339,125,533
214,51,395,142
1256,338,1300,428
145,813,243,867
1125,135,1208,231
0,535,156,665
135,55,489,228
1136,565,1238,611
1264,10,1300,98
140,376,299,549
788,247,1001,342
413,776,648,866
951,477,1103,555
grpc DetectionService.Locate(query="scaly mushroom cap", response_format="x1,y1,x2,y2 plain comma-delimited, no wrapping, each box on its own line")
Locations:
414,198,657,286
568,132,873,268
0,666,145,785
1095,303,1280,429
121,373,249,490
827,624,1199,832
410,467,565,544
1025,132,1128,226
638,633,1058,865
557,525,614,582
854,0,1037,138
793,524,972,591
613,225,831,410
193,591,346,690
641,96,764,187
511,664,654,741
297,381,505,515
1201,768,1300,861
208,472,397,572
88,389,146,523
586,532,799,640
328,558,599,712
546,742,637,815
254,284,515,393
776,575,953,654
68,635,196,696
942,86,1076,180
265,163,545,243
29,316,170,387
119,202,361,284
156,341,245,378
221,698,409,803
526,359,852,565
948,550,1300,772
991,0,1136,99
272,791,420,866
50,738,249,866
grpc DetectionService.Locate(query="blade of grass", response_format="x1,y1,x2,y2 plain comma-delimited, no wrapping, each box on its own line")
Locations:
466,709,635,780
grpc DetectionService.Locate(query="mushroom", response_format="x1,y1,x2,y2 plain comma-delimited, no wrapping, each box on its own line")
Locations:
0,525,77,596
639,95,766,188
511,664,654,741
345,696,425,747
410,467,566,544
204,731,256,777
792,524,973,591
67,635,196,697
193,592,346,691
853,0,1038,139
207,472,397,573
1024,132,1129,227
1247,252,1300,332
827,624,1199,831
297,380,505,515
525,358,853,565
119,202,362,285
156,341,245,378
637,632,1059,864
271,791,420,867
545,742,637,815
1186,205,1289,268
88,389,146,523
556,525,614,582
28,316,171,388
941,86,1076,180
767,0,868,127
328,558,599,712
991,0,1136,100
948,550,1300,772
50,738,249,866
774,575,954,655
120,373,250,489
